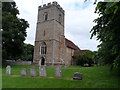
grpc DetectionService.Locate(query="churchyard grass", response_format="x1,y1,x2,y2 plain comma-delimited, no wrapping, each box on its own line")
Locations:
0,68,2,89
2,65,120,88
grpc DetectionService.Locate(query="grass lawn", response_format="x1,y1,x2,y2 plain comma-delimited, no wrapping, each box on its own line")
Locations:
2,65,120,88
0,68,2,89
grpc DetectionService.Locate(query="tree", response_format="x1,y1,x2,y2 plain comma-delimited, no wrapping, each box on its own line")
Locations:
0,2,1,29
74,50,95,66
20,43,34,61
90,2,120,73
2,2,29,60
0,2,2,66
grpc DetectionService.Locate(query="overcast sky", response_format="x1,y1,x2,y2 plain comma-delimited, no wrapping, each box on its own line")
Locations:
14,0,100,51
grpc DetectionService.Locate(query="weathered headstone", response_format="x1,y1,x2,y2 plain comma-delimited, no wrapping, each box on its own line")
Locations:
83,63,89,67
55,66,62,77
73,72,83,80
20,69,27,76
39,60,41,66
6,65,11,75
30,67,36,77
39,66,46,77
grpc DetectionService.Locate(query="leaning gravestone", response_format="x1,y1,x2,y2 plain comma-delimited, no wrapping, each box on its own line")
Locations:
39,66,46,77
6,65,11,75
20,68,27,76
73,72,83,80
30,67,36,77
55,66,62,77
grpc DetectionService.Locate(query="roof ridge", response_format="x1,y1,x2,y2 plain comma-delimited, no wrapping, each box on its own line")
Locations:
65,38,80,50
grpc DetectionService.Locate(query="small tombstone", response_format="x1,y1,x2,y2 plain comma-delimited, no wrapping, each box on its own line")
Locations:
83,63,89,67
73,72,83,80
30,67,36,77
20,69,27,76
39,60,41,66
55,66,62,77
6,65,11,75
39,66,46,77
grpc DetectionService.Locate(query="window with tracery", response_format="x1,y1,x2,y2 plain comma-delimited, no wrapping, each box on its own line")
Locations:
40,42,47,55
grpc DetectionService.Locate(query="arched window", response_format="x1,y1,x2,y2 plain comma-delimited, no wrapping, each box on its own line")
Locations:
40,42,47,55
44,12,48,21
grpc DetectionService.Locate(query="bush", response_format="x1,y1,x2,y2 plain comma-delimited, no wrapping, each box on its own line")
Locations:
74,50,95,66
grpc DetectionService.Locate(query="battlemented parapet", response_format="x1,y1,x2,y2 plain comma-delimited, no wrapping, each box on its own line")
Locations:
38,1,64,13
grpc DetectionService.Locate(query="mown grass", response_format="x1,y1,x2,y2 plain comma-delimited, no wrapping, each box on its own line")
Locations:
0,68,2,89
2,65,120,88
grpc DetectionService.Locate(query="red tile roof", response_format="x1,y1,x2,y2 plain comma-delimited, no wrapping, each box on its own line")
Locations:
65,38,86,55
65,38,78,50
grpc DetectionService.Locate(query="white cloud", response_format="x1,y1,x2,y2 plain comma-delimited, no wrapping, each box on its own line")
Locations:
64,1,99,51
14,0,99,51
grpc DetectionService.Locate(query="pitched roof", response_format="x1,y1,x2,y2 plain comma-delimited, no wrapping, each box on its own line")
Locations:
65,38,86,55
65,38,79,50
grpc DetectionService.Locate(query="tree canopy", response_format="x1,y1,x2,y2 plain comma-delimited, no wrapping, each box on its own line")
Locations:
20,43,34,61
74,50,95,66
2,2,29,60
90,2,120,72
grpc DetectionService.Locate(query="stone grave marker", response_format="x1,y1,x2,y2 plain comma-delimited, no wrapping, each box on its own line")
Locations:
20,68,27,76
39,60,41,66
30,67,36,77
55,66,62,77
6,65,11,75
39,66,46,77
73,72,83,80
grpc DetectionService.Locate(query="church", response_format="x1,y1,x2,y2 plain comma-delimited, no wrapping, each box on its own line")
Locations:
33,1,85,66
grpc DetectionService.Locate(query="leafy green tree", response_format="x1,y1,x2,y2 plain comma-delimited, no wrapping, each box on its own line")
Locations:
20,43,34,61
0,2,1,29
2,2,29,60
90,2,120,72
0,2,2,66
75,53,85,66
75,50,95,66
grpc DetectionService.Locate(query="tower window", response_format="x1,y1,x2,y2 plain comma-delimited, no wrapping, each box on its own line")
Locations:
59,14,62,24
43,30,46,36
40,42,47,55
44,12,48,21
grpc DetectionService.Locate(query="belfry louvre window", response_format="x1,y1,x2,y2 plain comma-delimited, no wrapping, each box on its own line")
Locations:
40,42,47,55
44,12,48,21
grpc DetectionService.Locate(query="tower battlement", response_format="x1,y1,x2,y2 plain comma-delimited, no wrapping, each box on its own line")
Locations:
38,1,64,13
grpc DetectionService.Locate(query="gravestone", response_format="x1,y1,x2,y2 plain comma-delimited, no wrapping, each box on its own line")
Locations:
39,66,46,77
55,66,62,77
30,67,36,77
39,60,41,66
20,69,27,76
73,72,83,80
6,65,11,75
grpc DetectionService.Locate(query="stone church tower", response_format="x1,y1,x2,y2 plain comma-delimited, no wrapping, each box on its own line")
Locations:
33,1,66,65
